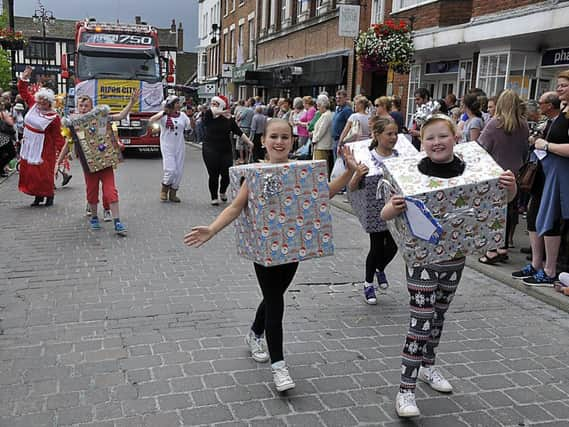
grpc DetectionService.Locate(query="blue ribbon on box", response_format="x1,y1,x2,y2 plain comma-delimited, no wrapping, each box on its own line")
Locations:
403,196,443,245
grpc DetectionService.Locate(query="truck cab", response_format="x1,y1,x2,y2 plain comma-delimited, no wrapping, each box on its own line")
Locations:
66,20,169,153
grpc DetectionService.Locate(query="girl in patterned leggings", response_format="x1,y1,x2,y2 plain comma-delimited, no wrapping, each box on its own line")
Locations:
381,114,517,418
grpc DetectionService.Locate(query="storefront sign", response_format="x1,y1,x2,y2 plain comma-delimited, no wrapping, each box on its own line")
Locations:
542,48,569,67
232,63,254,82
222,63,234,78
339,5,360,38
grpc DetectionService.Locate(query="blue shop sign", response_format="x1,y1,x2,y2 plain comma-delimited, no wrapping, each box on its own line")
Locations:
542,48,569,67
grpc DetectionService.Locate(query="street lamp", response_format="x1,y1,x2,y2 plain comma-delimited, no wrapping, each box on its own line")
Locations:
31,1,56,67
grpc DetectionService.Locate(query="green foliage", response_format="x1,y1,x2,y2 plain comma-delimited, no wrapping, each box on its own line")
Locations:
0,48,12,89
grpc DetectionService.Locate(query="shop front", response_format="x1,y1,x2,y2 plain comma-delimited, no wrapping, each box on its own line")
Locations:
232,62,273,100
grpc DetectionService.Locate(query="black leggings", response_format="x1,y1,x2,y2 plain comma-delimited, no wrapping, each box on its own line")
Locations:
0,141,16,172
365,231,397,283
251,262,299,363
202,148,233,200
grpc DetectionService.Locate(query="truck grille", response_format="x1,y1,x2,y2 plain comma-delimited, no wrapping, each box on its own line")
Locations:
118,126,148,138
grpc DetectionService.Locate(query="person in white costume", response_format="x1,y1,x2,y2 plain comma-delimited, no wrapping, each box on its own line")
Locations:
149,95,191,202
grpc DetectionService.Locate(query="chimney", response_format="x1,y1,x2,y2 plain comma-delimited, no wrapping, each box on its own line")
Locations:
177,22,184,52
170,19,176,33
135,16,141,24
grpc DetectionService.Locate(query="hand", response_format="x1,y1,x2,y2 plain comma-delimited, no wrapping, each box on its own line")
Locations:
183,226,214,248
355,162,369,178
130,89,141,103
498,170,516,193
409,129,420,138
390,195,407,214
22,66,33,80
340,145,357,171
534,138,548,151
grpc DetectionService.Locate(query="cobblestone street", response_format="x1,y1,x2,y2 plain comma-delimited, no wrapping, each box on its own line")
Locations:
2,146,569,427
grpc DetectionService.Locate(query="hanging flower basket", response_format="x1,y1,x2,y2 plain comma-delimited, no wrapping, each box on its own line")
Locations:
355,20,414,75
0,29,28,50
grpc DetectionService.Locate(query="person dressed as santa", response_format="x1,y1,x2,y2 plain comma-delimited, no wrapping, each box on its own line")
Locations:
17,66,65,207
201,94,253,205
148,95,192,202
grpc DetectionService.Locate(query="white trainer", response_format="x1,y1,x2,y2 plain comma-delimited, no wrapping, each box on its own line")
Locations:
395,391,420,418
418,366,453,393
245,331,269,363
211,199,220,206
103,209,113,222
272,362,295,392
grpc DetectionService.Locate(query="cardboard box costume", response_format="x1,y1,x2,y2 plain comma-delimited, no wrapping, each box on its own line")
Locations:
62,105,120,173
380,142,507,266
347,135,418,233
229,160,334,266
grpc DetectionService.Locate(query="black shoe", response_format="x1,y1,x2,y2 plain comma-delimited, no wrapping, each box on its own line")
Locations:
61,173,72,186
0,170,8,177
31,196,44,207
520,247,532,254
44,196,54,207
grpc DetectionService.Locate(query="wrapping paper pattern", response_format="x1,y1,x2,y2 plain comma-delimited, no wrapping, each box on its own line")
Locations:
63,106,119,173
229,161,334,266
381,142,507,266
347,135,418,232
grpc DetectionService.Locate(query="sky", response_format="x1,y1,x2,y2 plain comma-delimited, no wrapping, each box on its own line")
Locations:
14,0,199,52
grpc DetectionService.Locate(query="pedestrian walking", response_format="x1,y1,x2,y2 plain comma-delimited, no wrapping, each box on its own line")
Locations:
0,100,16,177
184,118,358,393
381,114,517,418
149,95,191,203
250,105,267,162
17,66,65,207
202,95,253,205
348,118,399,305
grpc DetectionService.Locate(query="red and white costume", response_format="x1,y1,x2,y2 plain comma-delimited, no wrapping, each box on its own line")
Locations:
17,79,64,197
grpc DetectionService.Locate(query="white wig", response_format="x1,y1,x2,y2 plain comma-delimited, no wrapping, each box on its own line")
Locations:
34,87,56,105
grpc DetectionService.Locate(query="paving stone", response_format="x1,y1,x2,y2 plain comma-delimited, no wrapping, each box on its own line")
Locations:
230,400,266,420
181,404,233,425
158,393,192,410
57,406,93,425
349,405,390,423
318,408,359,427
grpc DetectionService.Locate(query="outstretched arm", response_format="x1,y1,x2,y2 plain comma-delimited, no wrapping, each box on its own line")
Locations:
109,89,141,121
17,66,35,108
329,145,356,198
184,182,249,248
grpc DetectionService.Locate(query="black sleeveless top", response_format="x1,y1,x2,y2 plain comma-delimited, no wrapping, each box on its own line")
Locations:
545,110,569,145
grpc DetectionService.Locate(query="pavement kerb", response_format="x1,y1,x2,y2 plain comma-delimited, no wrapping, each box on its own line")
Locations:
189,140,569,314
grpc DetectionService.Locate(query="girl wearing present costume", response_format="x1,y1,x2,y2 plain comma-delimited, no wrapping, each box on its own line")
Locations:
381,114,517,418
149,95,191,202
184,119,357,393
348,118,399,305
17,66,65,206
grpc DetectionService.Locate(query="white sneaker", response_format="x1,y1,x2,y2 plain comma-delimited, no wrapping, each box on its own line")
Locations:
85,204,92,217
211,199,220,206
418,366,453,393
272,362,295,392
245,331,269,363
103,209,112,222
395,391,420,418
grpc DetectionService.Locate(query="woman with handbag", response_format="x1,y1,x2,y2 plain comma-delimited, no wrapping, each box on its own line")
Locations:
0,101,16,177
338,96,370,147
477,89,529,264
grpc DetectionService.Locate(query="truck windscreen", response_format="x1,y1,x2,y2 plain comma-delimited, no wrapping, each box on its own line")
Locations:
76,50,160,83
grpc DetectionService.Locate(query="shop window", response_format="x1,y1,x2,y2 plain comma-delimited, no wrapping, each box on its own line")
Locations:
406,64,421,126
477,53,509,97
371,0,385,24
457,59,473,98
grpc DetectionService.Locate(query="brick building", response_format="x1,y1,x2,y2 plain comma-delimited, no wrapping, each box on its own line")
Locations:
218,0,261,100
197,0,222,100
390,0,569,123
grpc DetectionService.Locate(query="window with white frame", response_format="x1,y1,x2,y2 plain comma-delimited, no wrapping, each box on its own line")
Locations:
230,29,235,62
371,0,385,24
238,24,244,63
297,0,309,15
282,0,288,25
406,64,421,126
477,53,509,97
392,0,434,12
457,59,473,98
248,19,255,60
232,0,236,11
224,33,229,62
225,0,230,15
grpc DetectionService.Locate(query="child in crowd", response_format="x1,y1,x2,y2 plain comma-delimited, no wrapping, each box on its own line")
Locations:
381,114,517,418
184,118,357,393
348,117,399,304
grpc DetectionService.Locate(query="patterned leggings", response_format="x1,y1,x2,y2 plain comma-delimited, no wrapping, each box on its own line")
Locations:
400,258,465,393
